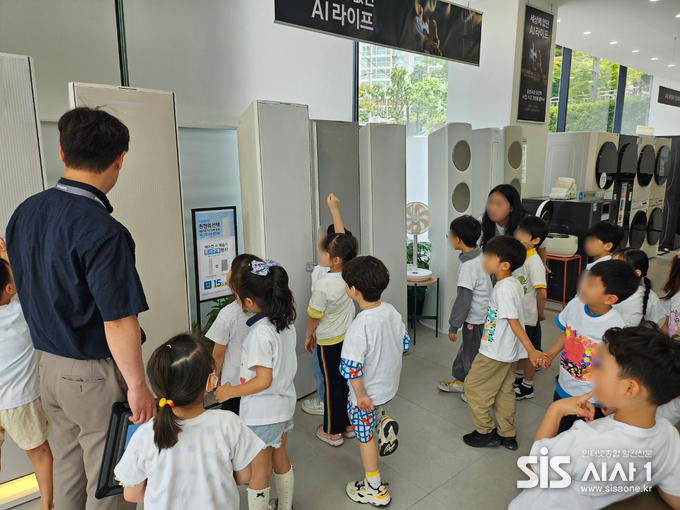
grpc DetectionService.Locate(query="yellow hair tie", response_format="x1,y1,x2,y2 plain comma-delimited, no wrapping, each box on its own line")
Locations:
158,398,174,408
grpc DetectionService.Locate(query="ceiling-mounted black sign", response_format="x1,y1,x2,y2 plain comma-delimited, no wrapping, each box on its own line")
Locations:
274,0,483,66
658,86,680,109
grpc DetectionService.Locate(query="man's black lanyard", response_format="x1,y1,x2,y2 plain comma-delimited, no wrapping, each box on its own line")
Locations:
55,182,106,209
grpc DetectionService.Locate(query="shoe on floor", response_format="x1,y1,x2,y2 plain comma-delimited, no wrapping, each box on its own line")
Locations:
316,425,344,447
268,499,294,510
302,396,324,416
463,428,501,448
377,414,399,456
513,376,523,388
500,435,518,450
344,426,356,439
515,384,535,401
460,393,468,403
437,380,465,393
346,479,391,506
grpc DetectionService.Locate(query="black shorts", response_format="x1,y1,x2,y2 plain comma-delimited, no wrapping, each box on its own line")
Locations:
525,323,542,351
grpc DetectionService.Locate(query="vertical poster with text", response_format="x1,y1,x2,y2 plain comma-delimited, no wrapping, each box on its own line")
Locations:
517,5,554,122
192,207,237,302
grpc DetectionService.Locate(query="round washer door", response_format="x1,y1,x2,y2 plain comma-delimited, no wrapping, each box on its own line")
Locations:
535,200,555,225
647,207,663,245
655,145,670,186
595,141,618,190
618,142,637,181
637,145,655,187
629,210,648,249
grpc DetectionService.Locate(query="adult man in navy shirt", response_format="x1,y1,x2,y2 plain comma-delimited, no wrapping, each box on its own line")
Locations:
6,107,155,510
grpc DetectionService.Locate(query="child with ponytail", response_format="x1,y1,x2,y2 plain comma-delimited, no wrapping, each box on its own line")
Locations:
661,252,680,338
612,248,664,327
114,334,264,510
305,232,359,447
215,259,298,510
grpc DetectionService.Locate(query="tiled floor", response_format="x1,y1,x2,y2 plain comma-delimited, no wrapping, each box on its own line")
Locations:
12,252,675,510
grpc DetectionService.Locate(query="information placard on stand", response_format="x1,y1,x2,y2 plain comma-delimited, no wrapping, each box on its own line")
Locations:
191,207,238,328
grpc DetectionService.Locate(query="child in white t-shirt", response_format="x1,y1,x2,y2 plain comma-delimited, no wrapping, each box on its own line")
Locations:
463,236,549,451
512,216,549,401
206,254,262,415
0,238,53,510
306,233,358,447
545,260,638,433
303,193,349,417
340,256,410,507
215,260,297,510
661,253,680,338
115,334,263,510
612,248,664,326
437,216,491,395
583,222,624,270
510,325,680,510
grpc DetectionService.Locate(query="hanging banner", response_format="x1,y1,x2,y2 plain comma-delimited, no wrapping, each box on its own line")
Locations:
517,5,554,122
275,0,483,66
192,207,238,303
658,86,680,109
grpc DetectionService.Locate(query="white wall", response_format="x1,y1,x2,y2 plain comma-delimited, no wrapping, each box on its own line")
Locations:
123,0,354,127
648,77,680,136
406,136,430,242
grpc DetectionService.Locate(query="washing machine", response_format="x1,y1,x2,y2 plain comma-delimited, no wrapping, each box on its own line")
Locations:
632,137,655,208
544,132,619,198
659,135,680,251
650,138,670,207
628,205,648,250
616,135,638,249
643,204,663,258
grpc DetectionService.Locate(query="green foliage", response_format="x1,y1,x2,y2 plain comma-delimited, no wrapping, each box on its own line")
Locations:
386,66,412,124
191,295,235,352
358,82,385,122
548,105,558,133
620,95,651,135
406,240,432,269
565,99,615,132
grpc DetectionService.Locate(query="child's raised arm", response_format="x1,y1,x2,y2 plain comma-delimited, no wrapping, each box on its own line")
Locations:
327,193,345,234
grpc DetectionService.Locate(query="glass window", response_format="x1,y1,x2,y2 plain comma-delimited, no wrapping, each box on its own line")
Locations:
620,69,652,135
357,43,448,135
549,45,562,133
565,51,618,132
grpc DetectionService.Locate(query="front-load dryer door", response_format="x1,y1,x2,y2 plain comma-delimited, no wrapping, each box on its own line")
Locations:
637,145,655,187
535,200,555,225
629,210,648,249
655,145,670,186
647,207,663,245
596,141,618,190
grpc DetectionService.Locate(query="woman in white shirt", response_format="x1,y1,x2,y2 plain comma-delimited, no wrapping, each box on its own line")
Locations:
612,248,664,327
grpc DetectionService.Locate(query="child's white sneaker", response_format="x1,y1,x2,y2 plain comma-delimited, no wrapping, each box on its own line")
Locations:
437,380,465,393
344,425,356,439
460,393,468,403
377,414,399,456
302,397,324,416
346,479,391,506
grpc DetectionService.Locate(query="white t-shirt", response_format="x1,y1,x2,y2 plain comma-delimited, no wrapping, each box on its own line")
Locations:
311,264,329,292
457,253,492,325
341,303,406,406
476,217,548,249
557,297,625,401
613,285,664,327
114,410,264,510
205,301,253,386
308,272,355,344
585,254,611,271
509,415,680,510
660,293,680,337
513,249,547,327
657,398,680,426
0,300,40,410
239,317,297,426
479,276,528,363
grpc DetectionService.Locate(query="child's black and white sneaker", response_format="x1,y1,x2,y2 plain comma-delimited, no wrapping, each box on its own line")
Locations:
377,414,399,456
515,384,534,400
346,479,391,506
513,376,523,388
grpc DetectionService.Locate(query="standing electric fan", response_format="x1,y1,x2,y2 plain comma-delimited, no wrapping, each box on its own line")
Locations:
406,202,433,281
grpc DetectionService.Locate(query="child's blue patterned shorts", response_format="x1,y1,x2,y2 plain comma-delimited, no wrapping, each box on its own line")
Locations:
347,399,377,444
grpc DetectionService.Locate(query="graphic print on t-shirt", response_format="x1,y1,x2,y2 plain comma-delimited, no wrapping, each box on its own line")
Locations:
560,326,598,382
481,307,498,343
517,275,528,295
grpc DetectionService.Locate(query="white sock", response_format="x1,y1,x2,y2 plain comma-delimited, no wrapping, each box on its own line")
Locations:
522,378,534,388
366,469,382,491
247,486,270,510
274,466,294,510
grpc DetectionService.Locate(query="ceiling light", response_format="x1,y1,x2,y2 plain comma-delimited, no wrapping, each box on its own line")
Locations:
669,64,676,67
583,31,592,35
676,14,680,18
632,49,640,53
557,19,561,22
652,57,659,60
610,41,618,45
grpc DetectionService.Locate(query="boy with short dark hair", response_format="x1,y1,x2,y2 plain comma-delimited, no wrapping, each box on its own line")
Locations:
510,325,680,509
437,216,492,394
512,216,549,400
544,260,639,433
463,236,550,450
340,256,410,507
584,221,624,270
